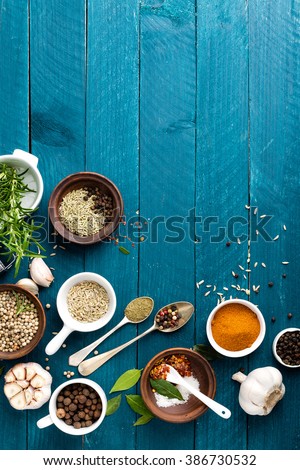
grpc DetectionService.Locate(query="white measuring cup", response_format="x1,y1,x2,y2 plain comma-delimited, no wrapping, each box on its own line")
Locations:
45,272,116,356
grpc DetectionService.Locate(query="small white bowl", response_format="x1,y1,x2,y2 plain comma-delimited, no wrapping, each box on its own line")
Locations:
37,378,107,435
0,149,44,209
45,272,116,355
272,328,300,368
206,299,266,358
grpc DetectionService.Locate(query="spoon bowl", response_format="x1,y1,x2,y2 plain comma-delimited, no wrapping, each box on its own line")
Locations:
68,296,154,366
78,301,194,376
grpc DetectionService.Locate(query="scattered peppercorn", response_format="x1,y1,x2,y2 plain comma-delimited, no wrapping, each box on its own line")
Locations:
282,273,287,279
276,330,300,366
226,241,231,247
271,317,276,323
287,313,293,319
268,282,274,288
56,383,102,429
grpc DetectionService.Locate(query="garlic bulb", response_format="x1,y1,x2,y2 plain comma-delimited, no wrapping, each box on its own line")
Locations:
16,278,39,296
232,366,285,416
30,258,54,287
4,363,52,410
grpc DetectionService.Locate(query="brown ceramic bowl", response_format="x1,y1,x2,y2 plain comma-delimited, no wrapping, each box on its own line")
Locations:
0,284,46,360
48,172,124,245
140,347,216,423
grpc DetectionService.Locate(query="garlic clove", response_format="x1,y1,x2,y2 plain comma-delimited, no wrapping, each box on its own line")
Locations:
12,364,26,381
33,390,44,402
30,374,45,388
17,380,30,389
24,389,33,405
10,391,28,410
4,370,16,383
16,278,39,297
29,258,54,287
26,367,37,382
4,383,23,399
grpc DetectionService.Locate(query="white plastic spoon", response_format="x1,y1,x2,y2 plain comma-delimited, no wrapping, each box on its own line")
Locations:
165,365,231,419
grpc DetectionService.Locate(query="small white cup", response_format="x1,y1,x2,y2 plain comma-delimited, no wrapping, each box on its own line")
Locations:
45,272,117,355
37,378,107,435
272,327,300,368
0,149,44,209
206,299,266,358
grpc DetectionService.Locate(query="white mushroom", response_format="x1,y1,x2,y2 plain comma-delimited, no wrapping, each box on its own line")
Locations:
4,362,52,410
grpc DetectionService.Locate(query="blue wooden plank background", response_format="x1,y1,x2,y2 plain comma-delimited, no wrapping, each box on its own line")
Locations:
0,0,299,451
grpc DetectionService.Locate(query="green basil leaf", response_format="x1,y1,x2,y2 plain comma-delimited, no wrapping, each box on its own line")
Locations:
125,394,154,417
119,246,130,255
110,369,143,393
106,394,122,416
134,414,154,426
193,344,222,360
150,379,184,400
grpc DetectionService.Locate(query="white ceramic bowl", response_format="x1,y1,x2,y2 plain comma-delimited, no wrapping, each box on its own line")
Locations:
272,327,300,368
206,299,266,358
37,378,107,435
0,149,44,209
45,272,116,355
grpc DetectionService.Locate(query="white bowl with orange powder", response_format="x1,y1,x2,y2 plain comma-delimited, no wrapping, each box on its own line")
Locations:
206,299,266,358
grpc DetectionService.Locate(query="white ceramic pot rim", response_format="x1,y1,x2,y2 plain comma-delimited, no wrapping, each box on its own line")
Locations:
0,149,44,210
206,299,266,358
37,378,107,436
272,327,300,368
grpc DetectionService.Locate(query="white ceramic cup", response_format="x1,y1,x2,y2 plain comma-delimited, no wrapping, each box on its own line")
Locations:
206,299,266,358
37,378,107,435
0,149,44,209
272,327,300,368
45,272,117,355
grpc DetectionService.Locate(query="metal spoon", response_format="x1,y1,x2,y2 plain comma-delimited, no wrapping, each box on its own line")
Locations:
78,301,194,376
68,296,154,366
165,365,231,419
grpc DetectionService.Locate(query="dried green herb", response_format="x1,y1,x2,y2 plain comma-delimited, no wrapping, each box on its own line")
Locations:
12,291,31,316
0,163,45,275
126,394,155,426
119,246,130,255
106,394,122,416
150,378,184,400
110,369,142,393
193,344,222,361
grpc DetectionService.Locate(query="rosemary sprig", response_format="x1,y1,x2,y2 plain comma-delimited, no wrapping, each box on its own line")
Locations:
0,163,45,276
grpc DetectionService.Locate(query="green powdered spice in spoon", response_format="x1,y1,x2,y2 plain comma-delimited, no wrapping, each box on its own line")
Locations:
125,297,154,323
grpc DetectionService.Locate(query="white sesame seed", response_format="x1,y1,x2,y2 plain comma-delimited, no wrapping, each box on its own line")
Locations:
231,285,237,289
53,245,57,250
237,238,241,245
252,285,256,291
283,225,287,231
256,230,259,235
238,265,245,271
232,271,236,277
198,280,204,285
217,292,223,296
245,269,251,272
245,205,250,210
59,245,66,250
204,291,211,297
223,287,229,291
273,235,279,241
261,262,266,268
254,262,258,268
247,258,250,263
245,289,250,296
50,253,56,257
213,285,217,291
50,267,55,270
254,207,258,215
282,261,289,265
206,284,212,288
260,214,267,218
243,274,247,280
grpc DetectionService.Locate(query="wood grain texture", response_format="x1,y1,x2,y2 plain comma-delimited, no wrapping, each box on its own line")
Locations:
195,0,249,450
248,0,300,450
0,0,29,155
137,0,196,450
0,0,29,450
84,0,139,450
28,0,87,450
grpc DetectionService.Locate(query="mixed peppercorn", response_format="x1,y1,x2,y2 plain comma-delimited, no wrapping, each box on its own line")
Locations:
155,305,181,330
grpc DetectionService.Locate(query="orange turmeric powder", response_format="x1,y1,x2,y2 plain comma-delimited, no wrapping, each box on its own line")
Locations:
211,304,260,351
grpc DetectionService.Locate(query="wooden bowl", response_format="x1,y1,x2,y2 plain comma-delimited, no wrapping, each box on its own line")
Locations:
48,172,124,245
0,284,46,360
140,347,216,423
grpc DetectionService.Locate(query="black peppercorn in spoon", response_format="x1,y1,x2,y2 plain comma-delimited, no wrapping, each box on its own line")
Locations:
78,301,194,376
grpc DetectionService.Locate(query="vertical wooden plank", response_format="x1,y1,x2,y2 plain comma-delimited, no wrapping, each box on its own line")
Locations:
0,0,29,450
28,0,87,450
84,1,139,450
195,0,249,449
249,0,300,450
138,0,196,449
